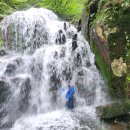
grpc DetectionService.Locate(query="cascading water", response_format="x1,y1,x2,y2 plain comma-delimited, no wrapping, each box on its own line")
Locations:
0,8,110,130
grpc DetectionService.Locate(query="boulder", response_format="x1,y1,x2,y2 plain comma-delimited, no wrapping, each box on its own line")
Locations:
96,101,130,119
19,77,31,112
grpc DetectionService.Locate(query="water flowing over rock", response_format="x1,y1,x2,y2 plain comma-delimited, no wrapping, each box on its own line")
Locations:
0,8,52,53
0,8,109,130
0,78,11,104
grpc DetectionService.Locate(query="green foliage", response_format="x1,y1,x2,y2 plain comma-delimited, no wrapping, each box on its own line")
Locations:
37,0,86,23
0,0,86,23
0,1,14,20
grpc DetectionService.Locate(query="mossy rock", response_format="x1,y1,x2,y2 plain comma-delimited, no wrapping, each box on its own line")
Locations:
82,0,130,98
0,26,4,48
96,101,130,119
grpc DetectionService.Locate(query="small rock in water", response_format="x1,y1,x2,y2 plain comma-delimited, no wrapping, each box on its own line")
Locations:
0,49,8,56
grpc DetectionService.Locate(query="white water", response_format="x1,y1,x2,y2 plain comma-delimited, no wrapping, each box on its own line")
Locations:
0,8,109,130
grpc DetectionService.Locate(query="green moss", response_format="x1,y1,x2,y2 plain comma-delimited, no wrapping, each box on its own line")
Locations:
85,0,130,98
98,100,130,119
91,38,111,84
0,39,3,48
127,76,130,81
101,103,124,119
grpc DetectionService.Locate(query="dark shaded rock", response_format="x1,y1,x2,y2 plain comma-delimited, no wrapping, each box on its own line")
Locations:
49,72,61,91
48,66,61,105
59,30,63,34
64,22,67,30
19,77,31,112
90,0,99,14
0,79,11,103
5,63,17,76
86,62,91,68
4,57,24,77
73,52,82,67
77,19,81,32
62,66,72,81
56,30,66,45
62,34,66,44
47,61,61,91
72,34,78,51
0,49,8,56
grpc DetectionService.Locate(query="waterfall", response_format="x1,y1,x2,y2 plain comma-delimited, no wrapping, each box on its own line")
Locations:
0,8,109,130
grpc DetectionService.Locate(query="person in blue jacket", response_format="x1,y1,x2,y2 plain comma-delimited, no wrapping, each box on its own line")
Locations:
65,82,75,109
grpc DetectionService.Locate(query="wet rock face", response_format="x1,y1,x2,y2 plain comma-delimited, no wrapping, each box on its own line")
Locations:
9,76,32,113
5,63,17,76
0,77,32,129
0,79,11,103
62,67,72,81
81,8,89,41
55,30,66,45
72,34,78,51
1,11,48,53
81,0,130,97
19,78,31,112
4,57,24,76
77,19,81,32
48,63,61,91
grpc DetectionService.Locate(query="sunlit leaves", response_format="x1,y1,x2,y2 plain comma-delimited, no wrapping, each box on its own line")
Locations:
38,0,85,23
